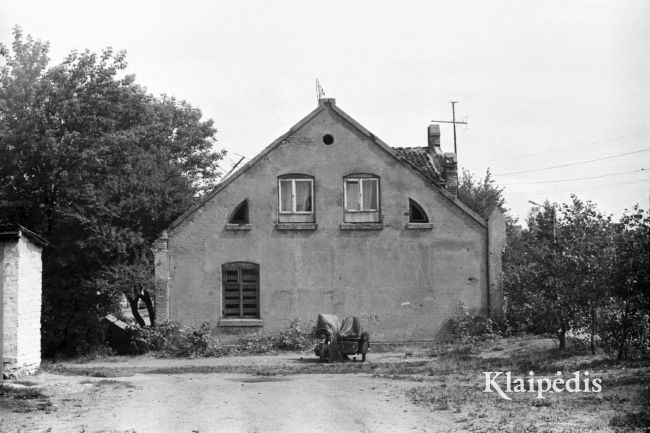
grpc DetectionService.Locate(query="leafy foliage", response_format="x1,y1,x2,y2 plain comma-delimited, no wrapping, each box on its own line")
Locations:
600,205,650,358
0,28,225,356
504,197,649,356
445,303,503,349
505,197,614,347
129,318,316,357
457,168,507,219
130,321,227,358
241,318,316,353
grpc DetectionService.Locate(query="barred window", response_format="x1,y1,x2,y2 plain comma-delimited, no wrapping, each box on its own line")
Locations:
222,262,259,318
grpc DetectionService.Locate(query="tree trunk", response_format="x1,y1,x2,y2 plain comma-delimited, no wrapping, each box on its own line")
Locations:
141,290,156,327
618,301,630,360
558,327,566,350
127,295,146,327
590,308,596,355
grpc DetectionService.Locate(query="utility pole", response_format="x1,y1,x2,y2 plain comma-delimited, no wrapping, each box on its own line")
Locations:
431,101,467,156
451,101,458,155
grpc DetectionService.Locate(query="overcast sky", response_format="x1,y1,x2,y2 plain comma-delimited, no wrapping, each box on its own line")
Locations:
1,0,648,221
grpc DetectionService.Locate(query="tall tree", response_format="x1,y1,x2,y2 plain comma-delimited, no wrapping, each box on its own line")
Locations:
0,28,225,355
604,205,650,358
457,168,507,219
505,196,617,350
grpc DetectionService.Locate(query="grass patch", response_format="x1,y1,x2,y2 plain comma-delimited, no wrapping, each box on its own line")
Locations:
609,411,650,430
79,379,135,389
44,363,134,378
0,386,47,400
401,343,650,432
12,379,40,386
0,385,54,414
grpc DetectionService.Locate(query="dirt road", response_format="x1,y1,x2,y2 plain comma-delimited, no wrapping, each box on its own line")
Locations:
1,352,455,433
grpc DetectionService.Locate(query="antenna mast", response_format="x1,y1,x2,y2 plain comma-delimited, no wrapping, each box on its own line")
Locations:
315,79,325,103
431,101,468,156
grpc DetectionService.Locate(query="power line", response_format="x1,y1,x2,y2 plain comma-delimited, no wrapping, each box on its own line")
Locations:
500,168,647,185
464,130,650,166
493,148,650,176
506,178,649,195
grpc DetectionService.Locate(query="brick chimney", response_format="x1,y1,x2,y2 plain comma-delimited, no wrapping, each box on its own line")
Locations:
443,152,458,195
427,124,441,155
427,124,458,196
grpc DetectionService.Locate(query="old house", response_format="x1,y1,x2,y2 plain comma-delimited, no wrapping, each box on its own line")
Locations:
154,99,505,342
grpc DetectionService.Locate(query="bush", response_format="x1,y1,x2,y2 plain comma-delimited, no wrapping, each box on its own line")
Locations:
445,303,502,347
129,318,315,358
274,318,315,351
239,318,315,353
130,321,226,358
599,301,650,359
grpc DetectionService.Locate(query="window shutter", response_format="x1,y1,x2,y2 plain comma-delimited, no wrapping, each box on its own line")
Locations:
222,263,259,318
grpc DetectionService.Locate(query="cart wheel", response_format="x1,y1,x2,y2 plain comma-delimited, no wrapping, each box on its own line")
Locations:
319,342,327,362
319,340,332,363
359,337,369,362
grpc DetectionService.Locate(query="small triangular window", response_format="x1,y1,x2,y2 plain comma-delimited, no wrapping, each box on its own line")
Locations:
229,200,249,224
409,199,428,223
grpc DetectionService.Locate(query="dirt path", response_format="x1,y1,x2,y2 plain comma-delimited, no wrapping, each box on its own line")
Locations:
1,353,456,433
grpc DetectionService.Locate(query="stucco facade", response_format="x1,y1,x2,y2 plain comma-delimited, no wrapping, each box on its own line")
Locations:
155,99,505,342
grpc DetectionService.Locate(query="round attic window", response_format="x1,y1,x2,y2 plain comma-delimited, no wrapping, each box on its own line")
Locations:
322,134,334,145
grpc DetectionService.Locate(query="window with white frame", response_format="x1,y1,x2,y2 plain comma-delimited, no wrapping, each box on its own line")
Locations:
278,175,314,223
343,175,380,222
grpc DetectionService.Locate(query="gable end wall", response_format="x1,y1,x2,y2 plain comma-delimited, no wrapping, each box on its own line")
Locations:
162,106,490,342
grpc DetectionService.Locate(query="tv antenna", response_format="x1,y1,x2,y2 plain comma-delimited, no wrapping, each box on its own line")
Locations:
431,101,468,155
315,79,325,102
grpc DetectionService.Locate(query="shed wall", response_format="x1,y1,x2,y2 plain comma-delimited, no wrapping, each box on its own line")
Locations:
1,235,42,375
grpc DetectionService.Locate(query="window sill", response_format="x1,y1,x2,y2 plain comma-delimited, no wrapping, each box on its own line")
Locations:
340,223,384,230
219,319,264,327
405,223,434,230
225,223,252,231
275,223,318,230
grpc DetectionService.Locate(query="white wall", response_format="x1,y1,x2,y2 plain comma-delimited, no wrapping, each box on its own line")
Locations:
2,234,42,376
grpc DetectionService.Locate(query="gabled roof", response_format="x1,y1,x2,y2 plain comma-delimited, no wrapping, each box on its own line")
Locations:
393,147,443,185
166,99,486,232
0,224,49,247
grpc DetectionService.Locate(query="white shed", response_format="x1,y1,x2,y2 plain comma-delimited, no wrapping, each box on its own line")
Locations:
0,225,47,378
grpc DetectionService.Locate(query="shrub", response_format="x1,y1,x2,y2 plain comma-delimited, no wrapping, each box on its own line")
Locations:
129,318,315,357
599,301,650,359
130,321,226,357
445,303,502,347
239,318,315,353
274,318,315,351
